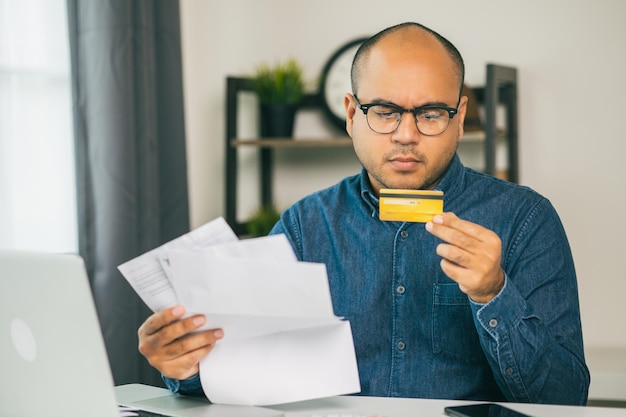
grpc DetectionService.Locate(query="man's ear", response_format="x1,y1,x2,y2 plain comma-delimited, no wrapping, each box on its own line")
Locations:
344,93,357,138
456,95,469,140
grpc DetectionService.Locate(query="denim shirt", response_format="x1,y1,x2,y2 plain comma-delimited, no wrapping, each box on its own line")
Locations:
270,155,588,405
165,155,589,405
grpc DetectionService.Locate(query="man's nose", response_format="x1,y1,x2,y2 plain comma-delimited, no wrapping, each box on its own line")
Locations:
391,112,421,144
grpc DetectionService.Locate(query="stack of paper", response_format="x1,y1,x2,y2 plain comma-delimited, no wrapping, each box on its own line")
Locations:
118,217,361,406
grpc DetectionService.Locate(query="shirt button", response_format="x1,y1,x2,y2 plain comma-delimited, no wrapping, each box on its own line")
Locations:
396,285,406,294
505,367,514,375
400,230,408,238
397,341,406,350
489,318,498,328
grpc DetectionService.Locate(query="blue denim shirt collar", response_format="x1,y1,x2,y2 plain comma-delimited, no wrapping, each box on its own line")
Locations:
358,153,465,214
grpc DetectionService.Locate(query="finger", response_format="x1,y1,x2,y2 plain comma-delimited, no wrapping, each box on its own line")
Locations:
436,236,502,277
426,213,497,254
138,305,186,337
138,313,213,357
439,257,469,283
436,242,471,269
161,328,224,359
159,343,217,380
154,314,209,347
426,214,479,254
436,212,485,239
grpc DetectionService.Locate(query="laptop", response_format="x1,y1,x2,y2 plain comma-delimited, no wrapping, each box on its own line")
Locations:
0,250,282,417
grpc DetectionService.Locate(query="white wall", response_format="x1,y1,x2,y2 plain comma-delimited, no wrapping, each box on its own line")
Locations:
179,0,626,349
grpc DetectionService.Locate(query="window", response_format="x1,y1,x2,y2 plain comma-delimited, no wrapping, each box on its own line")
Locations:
0,0,77,252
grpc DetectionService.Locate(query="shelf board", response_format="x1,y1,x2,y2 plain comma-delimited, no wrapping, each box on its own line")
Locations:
462,130,485,142
461,129,508,143
231,138,353,148
231,131,500,147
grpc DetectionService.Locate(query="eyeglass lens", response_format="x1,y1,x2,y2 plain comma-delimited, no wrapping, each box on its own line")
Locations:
366,104,452,136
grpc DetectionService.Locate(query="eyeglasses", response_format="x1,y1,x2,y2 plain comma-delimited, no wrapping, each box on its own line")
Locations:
353,95,459,136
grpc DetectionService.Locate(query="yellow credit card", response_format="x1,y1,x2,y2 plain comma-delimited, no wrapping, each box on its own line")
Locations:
379,189,444,223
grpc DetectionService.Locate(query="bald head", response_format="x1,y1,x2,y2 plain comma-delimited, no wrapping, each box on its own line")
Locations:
351,22,465,98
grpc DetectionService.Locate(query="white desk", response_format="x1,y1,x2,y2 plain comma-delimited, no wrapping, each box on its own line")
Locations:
272,395,626,417
116,384,626,417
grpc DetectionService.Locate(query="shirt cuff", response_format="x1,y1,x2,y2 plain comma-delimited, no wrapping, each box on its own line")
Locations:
470,274,527,338
162,373,206,398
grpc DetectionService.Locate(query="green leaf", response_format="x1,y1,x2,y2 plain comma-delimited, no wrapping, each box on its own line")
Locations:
251,58,306,105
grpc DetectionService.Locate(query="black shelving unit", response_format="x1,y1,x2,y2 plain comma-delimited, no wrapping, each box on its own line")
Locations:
224,64,518,235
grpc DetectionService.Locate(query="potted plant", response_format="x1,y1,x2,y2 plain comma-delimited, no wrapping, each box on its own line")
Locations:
251,58,306,138
246,205,281,237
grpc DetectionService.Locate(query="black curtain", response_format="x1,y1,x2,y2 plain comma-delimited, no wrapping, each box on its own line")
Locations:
67,0,189,386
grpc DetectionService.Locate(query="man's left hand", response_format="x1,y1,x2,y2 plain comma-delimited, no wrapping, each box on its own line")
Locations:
425,212,505,303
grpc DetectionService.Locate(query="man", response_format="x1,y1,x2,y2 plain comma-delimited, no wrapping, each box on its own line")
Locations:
138,22,589,405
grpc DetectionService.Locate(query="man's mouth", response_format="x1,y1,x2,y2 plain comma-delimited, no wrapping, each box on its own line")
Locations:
390,156,421,170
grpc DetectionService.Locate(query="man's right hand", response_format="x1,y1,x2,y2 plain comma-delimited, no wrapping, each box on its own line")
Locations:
138,305,223,380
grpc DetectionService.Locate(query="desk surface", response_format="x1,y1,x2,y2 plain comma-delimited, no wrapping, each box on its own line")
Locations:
272,395,626,417
116,384,626,417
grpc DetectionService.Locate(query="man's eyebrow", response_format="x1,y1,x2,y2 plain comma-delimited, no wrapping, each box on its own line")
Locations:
364,97,397,105
366,98,454,108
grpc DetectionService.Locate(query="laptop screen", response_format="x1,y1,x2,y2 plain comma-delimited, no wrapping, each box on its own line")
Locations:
0,250,119,417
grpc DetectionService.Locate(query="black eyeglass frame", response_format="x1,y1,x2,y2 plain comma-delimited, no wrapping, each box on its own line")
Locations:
353,95,460,136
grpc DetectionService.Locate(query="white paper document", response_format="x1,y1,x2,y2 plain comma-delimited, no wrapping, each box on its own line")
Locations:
200,321,358,406
118,217,239,311
117,217,361,406
168,252,340,342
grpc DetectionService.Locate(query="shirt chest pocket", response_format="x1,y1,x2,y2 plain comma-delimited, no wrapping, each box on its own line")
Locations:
432,283,486,364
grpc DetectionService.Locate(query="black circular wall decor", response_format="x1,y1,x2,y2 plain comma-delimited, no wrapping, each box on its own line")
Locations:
319,37,368,131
